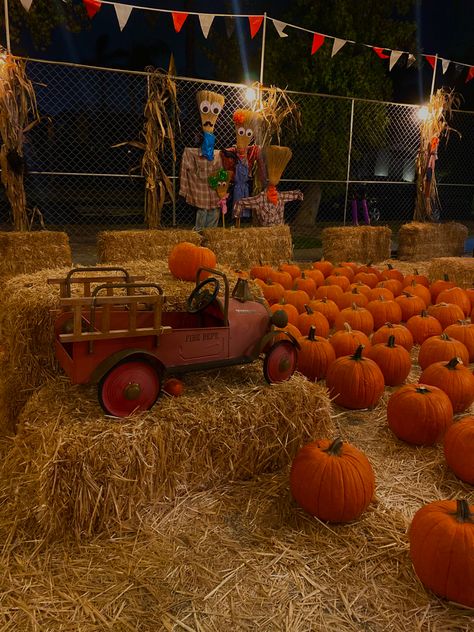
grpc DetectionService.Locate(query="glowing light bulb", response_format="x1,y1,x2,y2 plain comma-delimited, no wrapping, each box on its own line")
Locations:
417,106,430,121
245,87,257,103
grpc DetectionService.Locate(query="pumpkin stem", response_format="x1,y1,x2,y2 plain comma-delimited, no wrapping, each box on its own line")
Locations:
387,335,396,348
385,322,394,328
414,269,419,275
351,302,359,311
387,263,394,270
325,437,344,456
447,357,462,369
415,386,431,394
351,345,365,360
304,304,313,315
351,287,359,295
343,322,353,333
308,326,317,341
455,499,473,523
443,274,450,281
378,295,386,302
421,310,428,317
440,333,450,341
321,297,328,304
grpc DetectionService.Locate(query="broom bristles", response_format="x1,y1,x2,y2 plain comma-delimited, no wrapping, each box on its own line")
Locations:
196,90,225,107
264,146,292,185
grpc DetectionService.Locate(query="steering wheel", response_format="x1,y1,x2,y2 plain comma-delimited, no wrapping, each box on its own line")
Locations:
187,277,220,314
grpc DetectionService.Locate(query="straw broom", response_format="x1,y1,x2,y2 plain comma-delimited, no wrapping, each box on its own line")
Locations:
264,146,292,185
0,52,41,231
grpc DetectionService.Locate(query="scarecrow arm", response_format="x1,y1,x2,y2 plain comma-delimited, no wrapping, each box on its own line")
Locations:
279,190,304,203
233,195,259,218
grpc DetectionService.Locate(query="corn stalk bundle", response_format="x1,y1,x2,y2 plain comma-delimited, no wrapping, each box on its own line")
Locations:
114,67,179,229
413,88,461,222
255,85,301,149
0,53,40,231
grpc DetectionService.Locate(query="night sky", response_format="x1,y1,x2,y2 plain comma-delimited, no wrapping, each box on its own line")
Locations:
6,0,474,107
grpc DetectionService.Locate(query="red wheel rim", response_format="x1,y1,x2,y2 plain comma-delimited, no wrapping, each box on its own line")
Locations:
99,361,160,417
264,341,298,384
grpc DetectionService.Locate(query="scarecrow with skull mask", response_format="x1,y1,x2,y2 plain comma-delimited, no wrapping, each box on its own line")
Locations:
221,109,265,221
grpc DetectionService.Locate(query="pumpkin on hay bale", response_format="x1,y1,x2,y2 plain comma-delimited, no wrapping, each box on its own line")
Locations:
322,226,392,264
397,222,467,261
0,231,71,285
0,261,262,435
7,367,333,538
201,225,293,269
428,257,474,289
96,229,201,264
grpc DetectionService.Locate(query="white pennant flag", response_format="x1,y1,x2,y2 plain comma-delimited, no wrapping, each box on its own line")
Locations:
389,50,403,71
442,58,450,74
331,38,346,57
114,3,132,31
407,53,416,68
20,0,33,11
199,14,215,39
272,19,288,38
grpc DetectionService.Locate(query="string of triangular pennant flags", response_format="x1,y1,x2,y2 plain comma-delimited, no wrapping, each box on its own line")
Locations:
18,0,474,83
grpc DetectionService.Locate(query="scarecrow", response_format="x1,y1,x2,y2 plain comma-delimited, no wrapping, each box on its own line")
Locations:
221,109,265,221
179,90,226,231
208,169,231,227
233,146,303,226
351,186,371,226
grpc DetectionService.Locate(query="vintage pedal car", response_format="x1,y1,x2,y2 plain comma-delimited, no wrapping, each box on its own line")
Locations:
49,266,299,417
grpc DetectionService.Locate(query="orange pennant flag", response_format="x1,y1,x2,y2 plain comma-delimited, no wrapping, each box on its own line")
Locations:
83,0,101,19
373,47,390,59
465,66,474,83
249,16,264,39
172,12,188,33
425,55,436,69
311,33,325,55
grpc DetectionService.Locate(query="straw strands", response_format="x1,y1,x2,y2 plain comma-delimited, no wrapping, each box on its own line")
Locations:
322,226,392,263
0,231,72,284
397,222,467,261
428,257,474,288
7,368,333,538
96,228,201,264
201,225,293,269
264,146,292,186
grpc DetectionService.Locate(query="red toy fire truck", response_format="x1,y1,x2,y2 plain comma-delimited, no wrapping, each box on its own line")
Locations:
49,267,299,417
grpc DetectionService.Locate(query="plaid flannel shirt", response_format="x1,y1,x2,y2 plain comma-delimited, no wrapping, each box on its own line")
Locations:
179,147,223,210
233,190,304,226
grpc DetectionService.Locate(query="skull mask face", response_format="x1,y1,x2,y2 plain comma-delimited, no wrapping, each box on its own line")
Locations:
233,109,261,151
196,90,225,134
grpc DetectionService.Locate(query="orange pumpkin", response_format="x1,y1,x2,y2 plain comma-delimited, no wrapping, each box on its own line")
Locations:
418,333,470,370
437,286,471,317
307,297,339,327
395,291,426,321
444,416,474,485
427,302,465,329
409,499,474,607
268,269,293,290
430,274,455,302
279,262,301,279
325,345,385,409
349,282,372,299
403,269,430,288
420,357,474,413
329,323,372,358
314,283,344,303
387,383,453,445
273,322,302,343
290,437,375,522
293,272,317,299
407,280,431,307
163,377,185,397
325,273,350,292
168,242,217,281
258,278,285,305
250,264,274,281
269,299,299,327
371,322,414,351
367,286,394,302
444,320,474,362
296,326,336,380
296,305,330,338
380,263,404,283
332,265,355,281
353,271,379,288
302,268,325,287
312,259,334,278
334,303,374,336
465,287,474,311
366,296,402,330
282,289,310,315
376,278,403,297
367,335,411,386
357,263,382,280
337,287,369,311
406,310,442,345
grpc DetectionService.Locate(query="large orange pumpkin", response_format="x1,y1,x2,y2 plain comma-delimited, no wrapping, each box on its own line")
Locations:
420,357,474,413
409,499,474,608
168,242,217,281
297,305,330,338
366,335,411,386
371,322,414,351
329,323,372,358
418,333,469,370
337,287,369,310
290,437,375,522
293,272,317,299
376,278,403,297
430,274,455,302
312,258,334,278
437,286,471,317
403,269,430,288
279,262,301,279
269,299,299,327
406,280,431,307
427,302,465,329
308,297,339,327
406,310,442,345
366,296,402,330
314,283,344,303
444,416,474,485
334,303,374,335
444,320,474,362
395,291,426,321
380,263,404,283
326,273,350,292
282,289,310,315
387,383,453,445
325,345,385,409
296,326,336,380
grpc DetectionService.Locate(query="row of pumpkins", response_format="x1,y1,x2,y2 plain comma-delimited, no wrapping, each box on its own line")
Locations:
168,243,474,609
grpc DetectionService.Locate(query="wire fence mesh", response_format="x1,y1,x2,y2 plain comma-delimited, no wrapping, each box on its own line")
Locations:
1,58,474,255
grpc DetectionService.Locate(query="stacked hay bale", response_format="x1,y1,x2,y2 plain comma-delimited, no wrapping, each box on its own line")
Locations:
96,229,201,264
0,231,72,285
428,257,474,288
397,222,467,261
201,225,293,269
322,226,391,263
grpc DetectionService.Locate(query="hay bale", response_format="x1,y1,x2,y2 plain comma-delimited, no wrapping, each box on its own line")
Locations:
428,257,474,288
96,229,201,264
0,231,72,283
12,368,333,537
201,225,293,269
397,222,468,261
0,261,262,433
322,226,391,264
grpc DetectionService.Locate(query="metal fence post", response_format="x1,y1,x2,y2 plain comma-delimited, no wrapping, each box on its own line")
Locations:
259,12,267,87
430,53,438,98
343,99,355,226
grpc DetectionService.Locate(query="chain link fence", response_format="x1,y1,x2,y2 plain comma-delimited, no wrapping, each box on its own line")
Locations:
1,58,474,256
